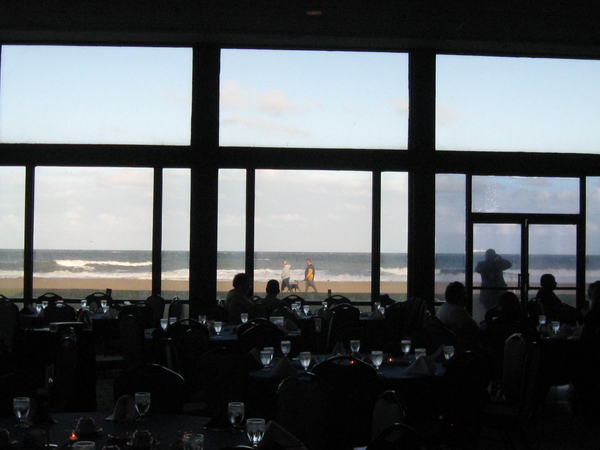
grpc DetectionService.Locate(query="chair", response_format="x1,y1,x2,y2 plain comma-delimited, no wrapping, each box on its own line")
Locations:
238,318,285,352
49,327,80,412
42,301,77,324
85,291,111,312
0,296,20,350
367,423,422,450
120,301,154,329
410,319,456,355
554,303,582,326
325,303,361,352
37,292,63,307
403,297,429,337
281,295,305,308
145,294,166,328
300,315,328,356
325,294,351,307
312,355,379,449
371,390,407,441
113,363,187,414
166,319,210,387
249,295,262,303
168,297,183,321
77,308,93,329
277,373,328,450
118,312,145,371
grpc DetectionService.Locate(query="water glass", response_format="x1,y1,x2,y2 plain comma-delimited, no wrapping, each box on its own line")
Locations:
13,397,30,427
401,340,411,356
36,303,43,314
350,340,361,353
42,301,49,309
214,321,223,336
280,340,291,357
240,313,249,324
299,351,312,371
260,350,271,369
264,347,274,366
246,418,266,448
101,299,108,309
538,314,547,325
303,305,310,316
227,402,245,433
552,321,561,334
134,392,151,420
443,345,455,360
415,348,427,358
169,316,177,325
371,350,383,370
198,315,206,325
374,302,381,310
160,318,169,331
182,433,204,450
81,299,87,309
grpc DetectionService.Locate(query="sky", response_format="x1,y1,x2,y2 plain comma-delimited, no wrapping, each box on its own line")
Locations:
1,46,600,255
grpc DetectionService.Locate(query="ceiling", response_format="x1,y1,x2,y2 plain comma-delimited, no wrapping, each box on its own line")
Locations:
1,1,600,58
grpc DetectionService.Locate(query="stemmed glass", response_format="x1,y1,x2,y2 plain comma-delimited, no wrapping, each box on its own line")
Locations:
371,351,383,371
227,402,245,433
552,321,561,334
246,418,266,448
538,314,547,326
260,350,271,370
134,392,151,421
36,303,43,314
303,305,310,316
198,315,207,325
42,301,49,310
182,433,204,450
13,397,30,428
264,347,274,366
280,340,291,358
443,345,455,361
299,351,312,372
160,318,169,331
101,299,108,312
214,321,223,337
401,340,411,357
350,340,361,354
81,299,87,309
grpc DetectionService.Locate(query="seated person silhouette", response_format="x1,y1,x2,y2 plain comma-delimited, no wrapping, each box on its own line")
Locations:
225,273,254,325
258,279,288,317
535,273,563,321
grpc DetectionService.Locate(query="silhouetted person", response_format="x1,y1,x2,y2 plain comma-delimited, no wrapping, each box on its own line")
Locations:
437,281,479,335
281,261,291,292
535,273,563,321
259,279,287,317
475,249,512,312
225,272,254,324
304,259,317,293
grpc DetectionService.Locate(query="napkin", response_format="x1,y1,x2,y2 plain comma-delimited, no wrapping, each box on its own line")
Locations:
282,319,299,333
247,349,265,370
271,357,298,379
368,309,385,320
405,355,437,376
331,341,348,356
258,421,307,450
430,345,447,363
105,394,137,421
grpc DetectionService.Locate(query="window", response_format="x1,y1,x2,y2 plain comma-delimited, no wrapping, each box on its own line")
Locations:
220,49,408,149
0,46,192,145
0,167,25,296
33,167,153,299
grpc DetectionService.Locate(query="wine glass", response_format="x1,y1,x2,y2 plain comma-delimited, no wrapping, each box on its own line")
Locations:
443,345,455,361
303,305,310,316
415,348,427,359
299,351,312,372
36,303,43,314
350,340,361,353
13,397,30,428
401,339,411,357
241,313,249,324
101,299,108,311
260,350,271,370
160,318,169,331
280,340,291,358
134,392,151,421
182,433,204,450
371,350,383,371
81,299,87,309
538,314,547,326
198,315,206,325
214,321,223,336
227,402,245,433
42,301,49,310
246,418,266,448
552,321,561,334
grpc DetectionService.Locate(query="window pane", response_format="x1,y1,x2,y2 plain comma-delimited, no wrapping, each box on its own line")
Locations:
220,49,408,149
1,46,192,145
33,167,153,299
587,177,600,287
0,167,25,297
381,172,408,301
435,174,466,301
217,169,246,300
437,55,600,153
255,170,372,304
472,176,579,214
162,169,190,301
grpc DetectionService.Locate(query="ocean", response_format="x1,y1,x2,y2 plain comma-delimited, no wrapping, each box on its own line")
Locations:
0,249,595,286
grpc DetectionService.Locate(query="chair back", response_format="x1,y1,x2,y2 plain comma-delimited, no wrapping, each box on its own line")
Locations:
300,316,328,355
403,297,429,336
277,373,328,450
0,297,20,350
50,327,80,412
367,423,421,450
326,294,351,308
77,308,93,329
281,295,305,308
207,304,229,323
501,333,528,402
326,303,361,352
372,390,407,441
118,312,145,371
85,291,112,312
238,318,285,352
113,363,186,413
120,301,154,329
146,294,166,328
168,298,183,321
37,292,63,307
43,301,77,325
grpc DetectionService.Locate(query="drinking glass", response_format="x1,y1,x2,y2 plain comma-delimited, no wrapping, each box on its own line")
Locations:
322,301,327,310
280,340,291,358
552,321,561,334
538,314,547,325
13,397,30,428
182,433,204,450
264,347,274,366
227,402,245,433
134,392,151,421
260,350,271,370
350,340,361,353
81,299,87,309
299,351,312,372
401,340,411,356
36,303,43,314
160,318,169,331
214,321,223,336
443,345,455,360
169,316,177,325
101,299,108,310
42,301,49,309
198,315,206,325
303,305,310,316
378,306,385,315
415,348,426,358
241,313,249,324
374,302,381,310
246,418,266,448
371,350,383,371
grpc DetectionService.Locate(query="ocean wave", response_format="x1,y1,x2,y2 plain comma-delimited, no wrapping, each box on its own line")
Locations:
56,259,152,268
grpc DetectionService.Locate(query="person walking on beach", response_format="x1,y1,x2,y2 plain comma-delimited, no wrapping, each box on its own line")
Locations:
304,259,318,293
281,261,291,292
475,249,512,312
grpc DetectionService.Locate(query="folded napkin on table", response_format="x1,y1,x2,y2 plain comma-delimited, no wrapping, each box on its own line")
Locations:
271,357,298,379
282,319,299,333
203,405,232,431
368,309,385,320
105,394,137,421
430,345,447,363
331,341,348,356
247,349,265,370
405,355,437,376
258,421,307,450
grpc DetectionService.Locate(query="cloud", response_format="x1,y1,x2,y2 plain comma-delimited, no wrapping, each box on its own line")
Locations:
436,103,462,125
222,117,310,136
385,97,409,115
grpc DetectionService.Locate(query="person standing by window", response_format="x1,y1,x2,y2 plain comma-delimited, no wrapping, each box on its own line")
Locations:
475,249,512,312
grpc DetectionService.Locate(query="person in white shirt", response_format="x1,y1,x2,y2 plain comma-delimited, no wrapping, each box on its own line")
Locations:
437,281,479,335
281,261,291,292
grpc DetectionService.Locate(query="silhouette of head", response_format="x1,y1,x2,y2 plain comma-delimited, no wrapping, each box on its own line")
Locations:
540,273,557,290
499,292,521,317
232,273,251,293
485,249,497,260
445,281,467,306
266,279,280,295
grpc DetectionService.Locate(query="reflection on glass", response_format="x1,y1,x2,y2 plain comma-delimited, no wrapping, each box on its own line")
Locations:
254,170,371,303
1,45,192,145
381,172,409,300
0,167,25,296
220,49,408,149
162,169,191,299
472,176,579,214
437,55,600,154
33,167,153,299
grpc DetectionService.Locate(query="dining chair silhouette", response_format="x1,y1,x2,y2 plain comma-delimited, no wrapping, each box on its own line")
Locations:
281,295,305,308
49,327,80,412
371,390,407,442
0,296,20,351
118,312,145,371
145,294,166,328
84,291,112,313
42,301,77,325
168,298,183,321
238,318,285,353
325,294,351,308
37,292,63,307
325,303,361,353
